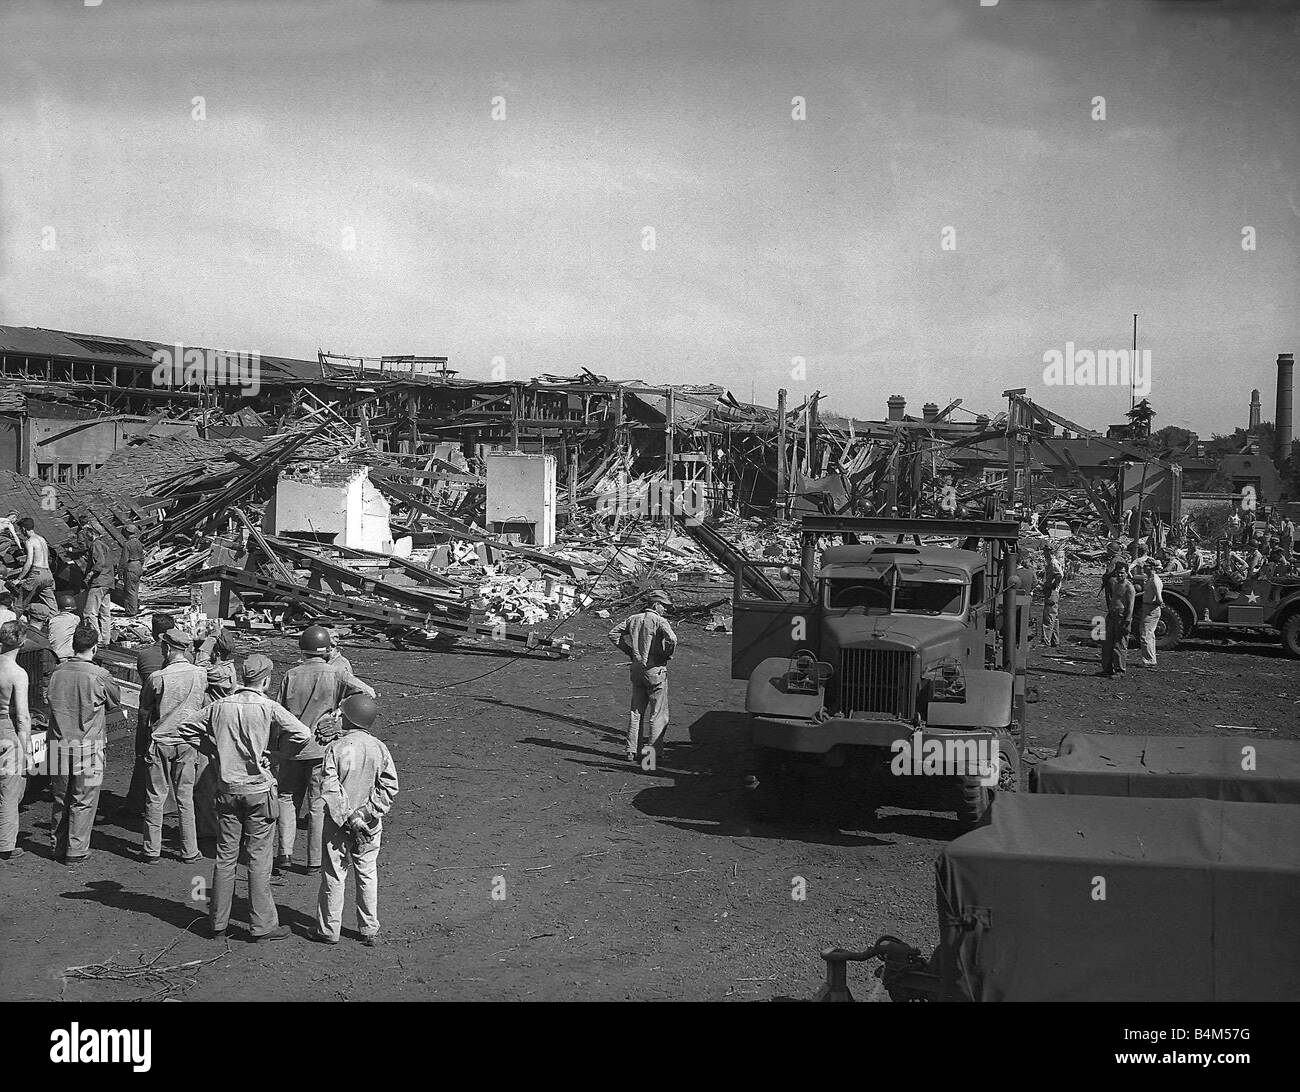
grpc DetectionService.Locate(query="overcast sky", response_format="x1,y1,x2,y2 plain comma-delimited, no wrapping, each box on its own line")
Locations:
1,0,1297,436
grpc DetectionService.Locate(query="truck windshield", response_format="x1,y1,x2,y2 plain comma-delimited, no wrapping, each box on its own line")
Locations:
824,575,966,616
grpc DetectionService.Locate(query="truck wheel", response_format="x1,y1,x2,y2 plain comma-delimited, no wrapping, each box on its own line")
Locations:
954,738,1020,831
1155,606,1186,650
745,750,809,821
1280,612,1300,659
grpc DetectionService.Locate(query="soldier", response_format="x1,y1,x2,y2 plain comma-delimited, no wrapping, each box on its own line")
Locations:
275,625,375,877
175,653,311,941
608,590,677,764
139,629,209,863
47,624,121,865
81,525,116,645
311,694,399,948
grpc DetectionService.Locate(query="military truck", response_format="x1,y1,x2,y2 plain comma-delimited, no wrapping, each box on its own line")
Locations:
1155,565,1300,656
731,516,1030,828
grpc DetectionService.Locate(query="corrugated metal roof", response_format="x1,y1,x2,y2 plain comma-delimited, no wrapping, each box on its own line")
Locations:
0,324,322,382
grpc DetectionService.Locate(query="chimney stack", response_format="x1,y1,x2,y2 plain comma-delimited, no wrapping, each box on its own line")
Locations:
1249,389,1261,431
922,402,939,422
1276,354,1294,462
887,394,906,421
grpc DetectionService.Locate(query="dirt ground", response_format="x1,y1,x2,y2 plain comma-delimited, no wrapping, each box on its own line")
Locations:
2,586,1296,1002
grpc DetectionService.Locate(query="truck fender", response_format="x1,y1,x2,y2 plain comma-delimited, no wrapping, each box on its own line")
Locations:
746,657,826,719
1159,589,1197,636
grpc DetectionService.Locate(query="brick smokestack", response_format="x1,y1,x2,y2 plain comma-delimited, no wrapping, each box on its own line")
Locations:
922,402,939,422
887,395,906,421
1249,389,1261,431
1276,354,1294,462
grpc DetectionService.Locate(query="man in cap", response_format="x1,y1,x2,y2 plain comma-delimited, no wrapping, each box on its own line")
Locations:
48,591,81,664
275,624,376,877
1099,557,1135,679
175,653,311,941
326,628,355,676
311,694,399,947
607,590,678,764
0,620,32,861
126,613,182,814
118,526,145,616
81,524,116,644
14,517,58,618
47,623,121,866
139,628,210,863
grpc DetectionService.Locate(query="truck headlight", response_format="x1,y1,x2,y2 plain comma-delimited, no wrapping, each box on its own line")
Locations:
922,659,965,702
786,650,832,695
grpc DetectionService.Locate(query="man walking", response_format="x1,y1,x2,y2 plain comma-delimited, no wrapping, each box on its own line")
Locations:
0,620,32,861
139,628,209,863
14,517,58,617
82,525,115,645
118,527,145,616
608,590,677,763
312,694,399,948
47,623,121,866
176,653,311,942
276,625,375,877
1137,559,1164,668
1100,559,1135,678
1041,542,1064,648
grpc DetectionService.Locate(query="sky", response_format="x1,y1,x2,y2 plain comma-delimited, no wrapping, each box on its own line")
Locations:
1,0,1297,437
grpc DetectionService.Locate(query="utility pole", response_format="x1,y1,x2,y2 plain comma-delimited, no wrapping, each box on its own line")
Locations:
1131,313,1138,414
776,388,788,514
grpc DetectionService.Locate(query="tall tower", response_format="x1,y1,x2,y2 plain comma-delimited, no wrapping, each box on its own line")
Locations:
1276,354,1294,462
1249,389,1261,431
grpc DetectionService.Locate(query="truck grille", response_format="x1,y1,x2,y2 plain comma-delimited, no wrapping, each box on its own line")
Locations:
837,648,915,720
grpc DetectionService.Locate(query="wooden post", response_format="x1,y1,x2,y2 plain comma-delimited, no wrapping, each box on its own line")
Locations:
776,388,788,514
406,392,418,455
664,387,676,527
510,385,521,450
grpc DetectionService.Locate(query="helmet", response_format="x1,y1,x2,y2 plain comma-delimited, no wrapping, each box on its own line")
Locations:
56,591,78,611
299,624,332,654
339,694,378,730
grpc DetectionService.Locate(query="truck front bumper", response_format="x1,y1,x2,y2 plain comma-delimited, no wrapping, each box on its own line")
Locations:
750,715,999,756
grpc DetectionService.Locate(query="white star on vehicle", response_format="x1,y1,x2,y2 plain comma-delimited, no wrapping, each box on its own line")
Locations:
1245,590,1260,604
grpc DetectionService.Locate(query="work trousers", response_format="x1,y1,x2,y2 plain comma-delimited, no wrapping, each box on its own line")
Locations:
627,665,669,756
1139,603,1161,666
276,758,324,868
84,586,114,644
1101,611,1129,676
143,742,199,859
19,568,57,615
1041,593,1060,647
121,562,143,616
51,760,104,861
211,790,279,936
316,816,382,941
0,729,25,853
194,755,219,839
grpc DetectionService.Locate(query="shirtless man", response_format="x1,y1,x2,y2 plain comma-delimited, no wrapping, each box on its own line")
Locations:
0,620,32,860
15,518,58,617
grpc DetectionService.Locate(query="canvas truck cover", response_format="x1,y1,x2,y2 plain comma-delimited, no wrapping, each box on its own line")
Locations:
936,793,1300,1001
1032,732,1300,804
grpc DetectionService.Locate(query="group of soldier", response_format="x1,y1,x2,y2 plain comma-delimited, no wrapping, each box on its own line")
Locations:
0,587,400,945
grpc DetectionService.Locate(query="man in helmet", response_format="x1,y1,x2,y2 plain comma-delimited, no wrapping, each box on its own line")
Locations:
274,624,376,877
175,653,311,941
607,590,678,764
81,523,116,644
310,693,399,947
48,591,81,664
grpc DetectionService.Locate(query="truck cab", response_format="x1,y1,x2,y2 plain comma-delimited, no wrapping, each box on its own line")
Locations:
731,516,1029,828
